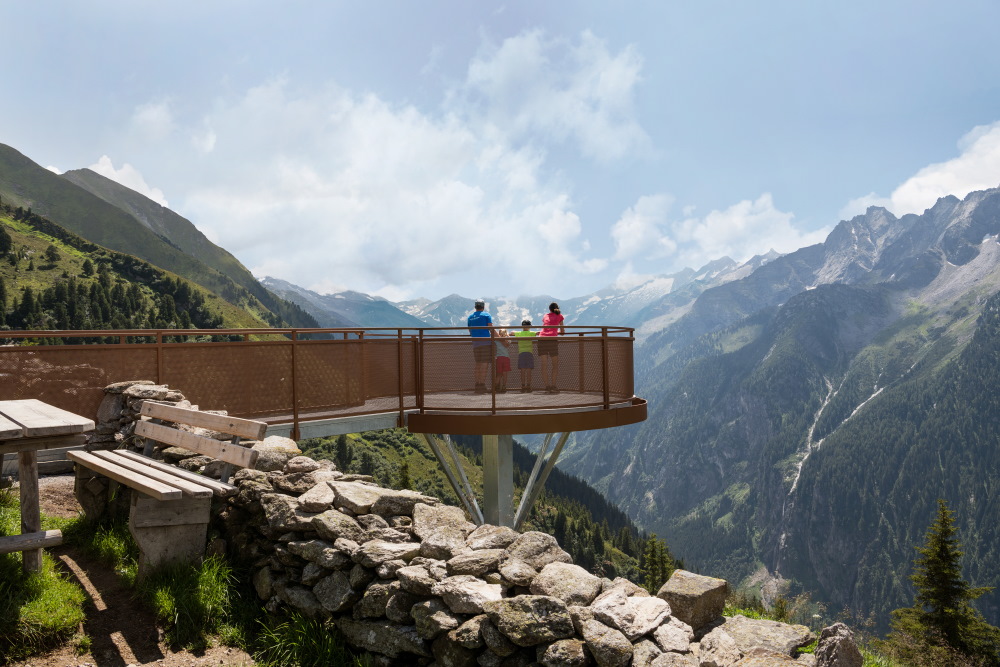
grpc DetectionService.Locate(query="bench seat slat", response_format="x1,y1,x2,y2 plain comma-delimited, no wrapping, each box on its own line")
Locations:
67,451,183,501
140,402,267,441
90,451,213,498
115,450,236,497
0,529,63,554
135,421,258,469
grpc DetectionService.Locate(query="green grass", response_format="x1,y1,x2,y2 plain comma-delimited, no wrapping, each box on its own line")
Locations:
0,489,87,663
253,613,370,667
138,556,233,648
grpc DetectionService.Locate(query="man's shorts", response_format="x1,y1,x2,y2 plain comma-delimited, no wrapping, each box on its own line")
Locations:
496,356,511,373
473,344,491,363
518,352,535,369
538,338,559,357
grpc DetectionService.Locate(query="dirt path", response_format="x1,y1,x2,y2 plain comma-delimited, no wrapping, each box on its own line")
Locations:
8,475,254,667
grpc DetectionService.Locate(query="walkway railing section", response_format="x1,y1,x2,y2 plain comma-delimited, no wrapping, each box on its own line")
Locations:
0,326,636,437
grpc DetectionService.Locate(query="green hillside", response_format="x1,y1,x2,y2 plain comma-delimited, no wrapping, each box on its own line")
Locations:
0,144,316,328
0,204,266,330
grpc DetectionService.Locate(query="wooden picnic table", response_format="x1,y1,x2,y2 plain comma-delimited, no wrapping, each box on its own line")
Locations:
0,399,93,572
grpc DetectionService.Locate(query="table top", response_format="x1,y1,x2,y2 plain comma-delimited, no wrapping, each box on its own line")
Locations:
0,399,95,440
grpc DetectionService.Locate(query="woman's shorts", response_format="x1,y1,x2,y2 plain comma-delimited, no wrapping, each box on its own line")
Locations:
518,352,535,369
496,356,511,373
538,338,559,356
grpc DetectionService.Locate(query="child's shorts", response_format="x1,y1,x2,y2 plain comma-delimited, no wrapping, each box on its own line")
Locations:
496,356,511,373
518,352,535,369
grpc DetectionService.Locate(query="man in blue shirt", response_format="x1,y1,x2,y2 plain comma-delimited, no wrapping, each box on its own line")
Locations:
468,299,493,394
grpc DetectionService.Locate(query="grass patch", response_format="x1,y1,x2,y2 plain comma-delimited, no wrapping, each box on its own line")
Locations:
138,556,232,648
0,488,87,663
253,613,369,667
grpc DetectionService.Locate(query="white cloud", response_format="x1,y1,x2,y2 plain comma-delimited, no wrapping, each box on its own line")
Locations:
45,165,62,175
132,101,175,140
612,192,830,275
461,30,649,161
88,155,170,208
841,121,1000,219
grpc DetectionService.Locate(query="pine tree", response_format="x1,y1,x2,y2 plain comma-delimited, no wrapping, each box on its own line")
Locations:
886,499,1000,665
396,461,412,490
335,434,354,472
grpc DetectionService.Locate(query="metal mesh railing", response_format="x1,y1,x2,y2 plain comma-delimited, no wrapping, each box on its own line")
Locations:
0,326,636,436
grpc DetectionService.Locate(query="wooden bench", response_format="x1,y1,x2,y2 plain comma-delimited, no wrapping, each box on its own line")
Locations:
68,401,266,578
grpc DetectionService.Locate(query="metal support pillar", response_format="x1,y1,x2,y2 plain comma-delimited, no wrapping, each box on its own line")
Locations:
514,432,570,530
482,434,514,527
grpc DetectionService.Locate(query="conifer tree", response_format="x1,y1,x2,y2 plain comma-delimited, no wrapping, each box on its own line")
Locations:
886,499,1000,665
396,461,412,490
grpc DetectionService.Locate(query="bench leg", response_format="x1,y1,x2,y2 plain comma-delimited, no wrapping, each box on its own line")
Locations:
129,495,211,580
74,465,111,520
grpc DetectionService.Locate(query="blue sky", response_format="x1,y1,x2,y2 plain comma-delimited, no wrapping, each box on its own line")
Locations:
3,1,1000,301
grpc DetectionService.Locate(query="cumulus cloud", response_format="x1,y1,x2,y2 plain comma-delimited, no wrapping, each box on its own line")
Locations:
612,193,830,278
841,121,1000,219
461,30,649,161
88,155,169,208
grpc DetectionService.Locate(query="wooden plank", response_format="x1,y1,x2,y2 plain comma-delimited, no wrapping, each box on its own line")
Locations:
140,402,267,440
67,451,183,501
130,495,211,528
115,450,236,497
90,451,213,498
0,399,94,437
0,434,89,455
135,420,258,468
18,450,42,572
0,530,63,554
0,413,23,439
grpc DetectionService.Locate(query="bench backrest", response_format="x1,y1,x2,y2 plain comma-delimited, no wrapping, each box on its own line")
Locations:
135,401,265,473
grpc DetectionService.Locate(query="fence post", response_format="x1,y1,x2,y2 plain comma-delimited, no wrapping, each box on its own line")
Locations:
291,330,300,440
602,327,610,409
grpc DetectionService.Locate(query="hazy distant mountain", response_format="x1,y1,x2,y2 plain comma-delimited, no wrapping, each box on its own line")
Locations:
563,186,1000,628
260,277,426,328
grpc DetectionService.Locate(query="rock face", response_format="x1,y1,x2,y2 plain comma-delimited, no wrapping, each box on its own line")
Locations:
93,384,842,666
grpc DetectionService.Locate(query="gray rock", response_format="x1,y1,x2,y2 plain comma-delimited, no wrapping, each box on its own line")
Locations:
631,639,663,667
413,503,476,559
656,569,727,631
335,617,431,658
454,615,487,649
377,558,407,579
432,629,479,667
412,598,462,639
314,571,359,612
398,564,439,595
260,493,318,531
354,580,399,619
284,455,321,474
481,618,519,657
539,638,591,666
330,481,389,514
699,627,743,667
652,617,694,653
371,489,439,516
720,615,815,656
503,532,572,570
287,538,335,562
357,513,390,530
530,562,603,606
448,549,505,576
276,584,326,618
433,575,504,614
568,605,595,635
333,537,360,557
311,509,366,543
385,589,424,623
482,595,575,647
590,587,671,641
579,618,632,667
366,526,412,543
273,470,338,495
349,562,375,589
815,623,862,667
251,436,302,472
252,567,274,600
301,562,326,586
499,558,538,587
650,652,698,666
603,577,650,597
732,647,801,665
466,524,519,550
298,481,337,512
354,540,421,568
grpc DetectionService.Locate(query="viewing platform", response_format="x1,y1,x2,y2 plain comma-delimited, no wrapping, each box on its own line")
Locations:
0,326,646,439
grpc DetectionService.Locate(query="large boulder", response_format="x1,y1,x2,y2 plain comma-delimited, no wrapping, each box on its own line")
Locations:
397,564,439,596
260,493,318,531
539,638,590,666
652,617,694,653
251,436,302,472
699,627,742,667
354,580,399,619
412,599,462,639
530,562,603,606
334,618,431,658
656,569,727,631
329,481,389,514
590,587,671,641
432,629,479,667
815,623,862,667
718,615,815,657
578,618,632,667
413,503,475,559
503,532,572,570
482,595,575,647
432,575,504,614
447,549,504,576
466,524,519,550
298,481,337,512
371,489,439,516
312,508,366,543
353,540,421,568
314,571,359,613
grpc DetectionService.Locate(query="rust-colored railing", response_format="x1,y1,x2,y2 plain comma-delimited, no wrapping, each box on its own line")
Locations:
0,326,637,438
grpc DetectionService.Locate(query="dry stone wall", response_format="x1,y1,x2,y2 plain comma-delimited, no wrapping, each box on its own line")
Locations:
91,382,863,667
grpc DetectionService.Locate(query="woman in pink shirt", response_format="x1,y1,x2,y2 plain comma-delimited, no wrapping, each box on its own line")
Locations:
538,302,565,394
